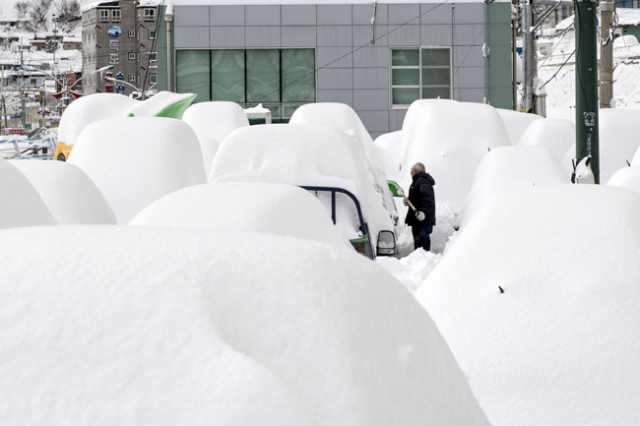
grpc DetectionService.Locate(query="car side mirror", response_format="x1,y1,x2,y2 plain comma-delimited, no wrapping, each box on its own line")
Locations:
376,230,396,256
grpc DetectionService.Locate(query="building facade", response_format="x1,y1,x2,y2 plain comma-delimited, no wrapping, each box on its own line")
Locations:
82,0,158,95
156,0,515,138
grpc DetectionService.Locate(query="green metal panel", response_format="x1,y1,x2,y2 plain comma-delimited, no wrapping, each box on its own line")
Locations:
488,3,514,109
622,26,640,40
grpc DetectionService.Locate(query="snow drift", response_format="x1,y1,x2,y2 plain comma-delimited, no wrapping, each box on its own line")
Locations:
0,226,491,426
0,158,54,228
459,146,568,229
607,167,640,194
495,108,542,144
69,117,206,223
518,118,575,161
417,185,640,426
130,182,346,246
181,102,249,178
10,160,116,225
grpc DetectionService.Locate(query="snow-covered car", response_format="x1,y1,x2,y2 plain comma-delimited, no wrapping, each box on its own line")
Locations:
209,124,397,258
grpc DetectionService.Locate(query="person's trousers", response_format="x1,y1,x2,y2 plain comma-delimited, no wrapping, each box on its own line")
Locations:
412,224,433,251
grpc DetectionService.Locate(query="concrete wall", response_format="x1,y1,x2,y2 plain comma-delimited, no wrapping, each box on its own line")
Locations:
161,2,514,138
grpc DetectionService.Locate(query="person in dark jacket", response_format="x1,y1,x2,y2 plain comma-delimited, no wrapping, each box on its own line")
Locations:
405,162,436,251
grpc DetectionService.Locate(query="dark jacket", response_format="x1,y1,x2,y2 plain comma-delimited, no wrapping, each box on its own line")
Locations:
405,172,436,226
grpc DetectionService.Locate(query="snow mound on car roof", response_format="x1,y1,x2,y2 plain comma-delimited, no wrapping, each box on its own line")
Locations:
0,226,491,426
69,117,206,223
10,160,116,225
459,146,568,229
182,102,249,178
0,158,54,228
58,93,137,146
130,182,346,246
607,166,640,194
398,100,510,205
495,108,542,144
518,118,575,161
416,185,640,426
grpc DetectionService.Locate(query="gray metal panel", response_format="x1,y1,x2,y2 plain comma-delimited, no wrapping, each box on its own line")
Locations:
317,25,353,46
317,89,353,105
453,45,485,68
353,88,389,111
357,110,390,132
421,3,453,25
317,68,353,90
453,24,485,45
389,109,407,132
210,6,244,26
317,5,352,25
353,4,387,25
175,27,210,48
387,25,420,46
420,25,453,46
246,26,282,47
246,5,281,26
453,66,486,88
455,87,486,102
210,27,245,48
353,25,388,46
453,4,486,25
175,6,209,26
388,4,420,24
282,5,316,25
353,46,388,68
353,67,388,90
282,26,316,47
317,47,354,68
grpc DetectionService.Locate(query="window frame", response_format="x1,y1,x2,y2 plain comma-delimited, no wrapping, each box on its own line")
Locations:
112,9,121,22
128,52,136,60
144,8,156,21
150,74,157,85
128,30,136,38
149,30,156,39
99,9,109,23
389,46,452,109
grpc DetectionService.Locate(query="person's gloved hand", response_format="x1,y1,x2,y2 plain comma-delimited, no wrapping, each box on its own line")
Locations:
415,211,426,221
403,198,409,206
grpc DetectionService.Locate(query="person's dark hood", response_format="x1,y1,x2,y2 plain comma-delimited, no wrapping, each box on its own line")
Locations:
413,171,435,186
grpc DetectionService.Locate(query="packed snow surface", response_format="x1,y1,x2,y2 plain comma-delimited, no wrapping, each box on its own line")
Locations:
607,167,640,194
57,93,137,146
518,118,575,162
0,225,491,426
181,102,249,178
459,146,568,229
376,248,442,293
130,182,346,246
0,159,54,228
416,185,640,426
397,100,510,206
69,117,206,223
374,131,404,178
210,124,394,241
126,91,194,118
495,108,542,144
10,160,116,225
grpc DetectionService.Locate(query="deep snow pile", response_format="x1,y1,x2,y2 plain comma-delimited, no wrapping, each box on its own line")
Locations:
0,158,54,228
69,117,206,224
376,248,442,293
518,118,575,161
0,226,491,426
416,185,640,426
562,109,640,182
210,124,394,242
57,93,137,146
459,146,568,228
10,160,116,225
374,131,404,178
607,167,640,194
396,99,511,206
181,102,249,178
495,108,542,144
130,182,346,247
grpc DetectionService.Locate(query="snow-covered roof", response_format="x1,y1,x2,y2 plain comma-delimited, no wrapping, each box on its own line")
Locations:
616,8,640,26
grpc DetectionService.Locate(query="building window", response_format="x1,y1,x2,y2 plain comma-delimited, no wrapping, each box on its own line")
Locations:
144,8,156,21
176,49,316,121
109,53,119,65
129,75,136,83
128,52,136,60
150,74,157,85
390,47,451,107
149,30,156,39
112,9,121,22
128,30,135,38
99,9,109,23
149,52,157,62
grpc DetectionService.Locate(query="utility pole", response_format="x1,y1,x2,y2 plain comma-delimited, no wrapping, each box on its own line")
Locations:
522,0,537,113
600,0,614,108
575,0,600,183
20,47,26,129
